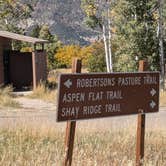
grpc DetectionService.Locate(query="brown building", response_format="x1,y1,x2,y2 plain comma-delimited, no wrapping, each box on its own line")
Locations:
0,31,48,90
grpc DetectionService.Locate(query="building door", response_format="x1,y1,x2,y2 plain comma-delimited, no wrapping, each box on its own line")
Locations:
9,51,33,90
4,51,33,90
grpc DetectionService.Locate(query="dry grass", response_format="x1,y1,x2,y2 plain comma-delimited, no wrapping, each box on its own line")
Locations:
0,86,20,108
0,127,64,165
28,83,57,103
0,124,165,166
29,68,87,103
48,68,88,83
160,90,166,107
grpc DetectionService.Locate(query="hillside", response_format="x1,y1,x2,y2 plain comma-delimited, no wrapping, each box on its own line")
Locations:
27,0,98,45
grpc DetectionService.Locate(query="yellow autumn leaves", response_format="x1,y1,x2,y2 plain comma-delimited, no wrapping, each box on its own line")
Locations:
55,44,96,67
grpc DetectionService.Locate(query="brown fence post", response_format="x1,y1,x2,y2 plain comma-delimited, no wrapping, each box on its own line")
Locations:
136,60,148,166
64,58,82,166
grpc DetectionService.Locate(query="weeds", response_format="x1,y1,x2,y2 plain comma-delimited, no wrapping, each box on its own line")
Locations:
0,86,20,108
28,83,57,102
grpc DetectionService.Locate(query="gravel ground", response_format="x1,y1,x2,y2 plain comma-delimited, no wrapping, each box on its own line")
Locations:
0,97,165,133
14,97,57,111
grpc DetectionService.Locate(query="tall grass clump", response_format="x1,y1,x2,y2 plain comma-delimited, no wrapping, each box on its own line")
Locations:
28,82,57,102
0,86,20,108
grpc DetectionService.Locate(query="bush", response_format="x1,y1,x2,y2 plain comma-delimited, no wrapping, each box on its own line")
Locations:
114,54,138,72
87,42,106,72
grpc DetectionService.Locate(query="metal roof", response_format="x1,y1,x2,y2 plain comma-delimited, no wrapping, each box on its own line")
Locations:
0,31,49,44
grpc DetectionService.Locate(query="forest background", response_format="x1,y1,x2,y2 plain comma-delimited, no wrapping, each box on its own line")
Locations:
0,0,166,78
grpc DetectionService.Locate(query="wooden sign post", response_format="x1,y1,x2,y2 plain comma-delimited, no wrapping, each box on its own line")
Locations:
136,60,148,166
57,72,159,121
57,59,159,165
64,58,82,166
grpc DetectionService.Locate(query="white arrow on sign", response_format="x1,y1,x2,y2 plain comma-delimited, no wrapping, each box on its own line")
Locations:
150,100,156,109
150,88,156,96
64,79,72,88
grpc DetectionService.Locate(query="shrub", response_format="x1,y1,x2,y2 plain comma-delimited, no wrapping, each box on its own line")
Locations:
87,42,106,72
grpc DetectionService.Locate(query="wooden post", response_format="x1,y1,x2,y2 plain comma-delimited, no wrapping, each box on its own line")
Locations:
32,52,37,90
136,60,147,166
64,58,82,166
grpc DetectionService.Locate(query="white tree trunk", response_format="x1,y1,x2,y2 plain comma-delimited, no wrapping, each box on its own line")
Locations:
108,9,113,72
102,24,110,72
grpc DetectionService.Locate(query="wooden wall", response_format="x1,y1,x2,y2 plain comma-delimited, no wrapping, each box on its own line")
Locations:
32,51,47,89
0,37,47,90
0,37,11,85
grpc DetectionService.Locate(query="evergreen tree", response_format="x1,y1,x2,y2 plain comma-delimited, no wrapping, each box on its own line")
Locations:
39,25,52,41
39,25,62,70
30,24,41,38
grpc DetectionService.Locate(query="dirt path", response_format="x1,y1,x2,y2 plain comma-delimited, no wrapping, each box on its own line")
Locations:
0,97,165,132
14,97,56,111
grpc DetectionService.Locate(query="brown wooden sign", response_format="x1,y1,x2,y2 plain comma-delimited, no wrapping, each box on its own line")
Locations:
57,72,159,122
